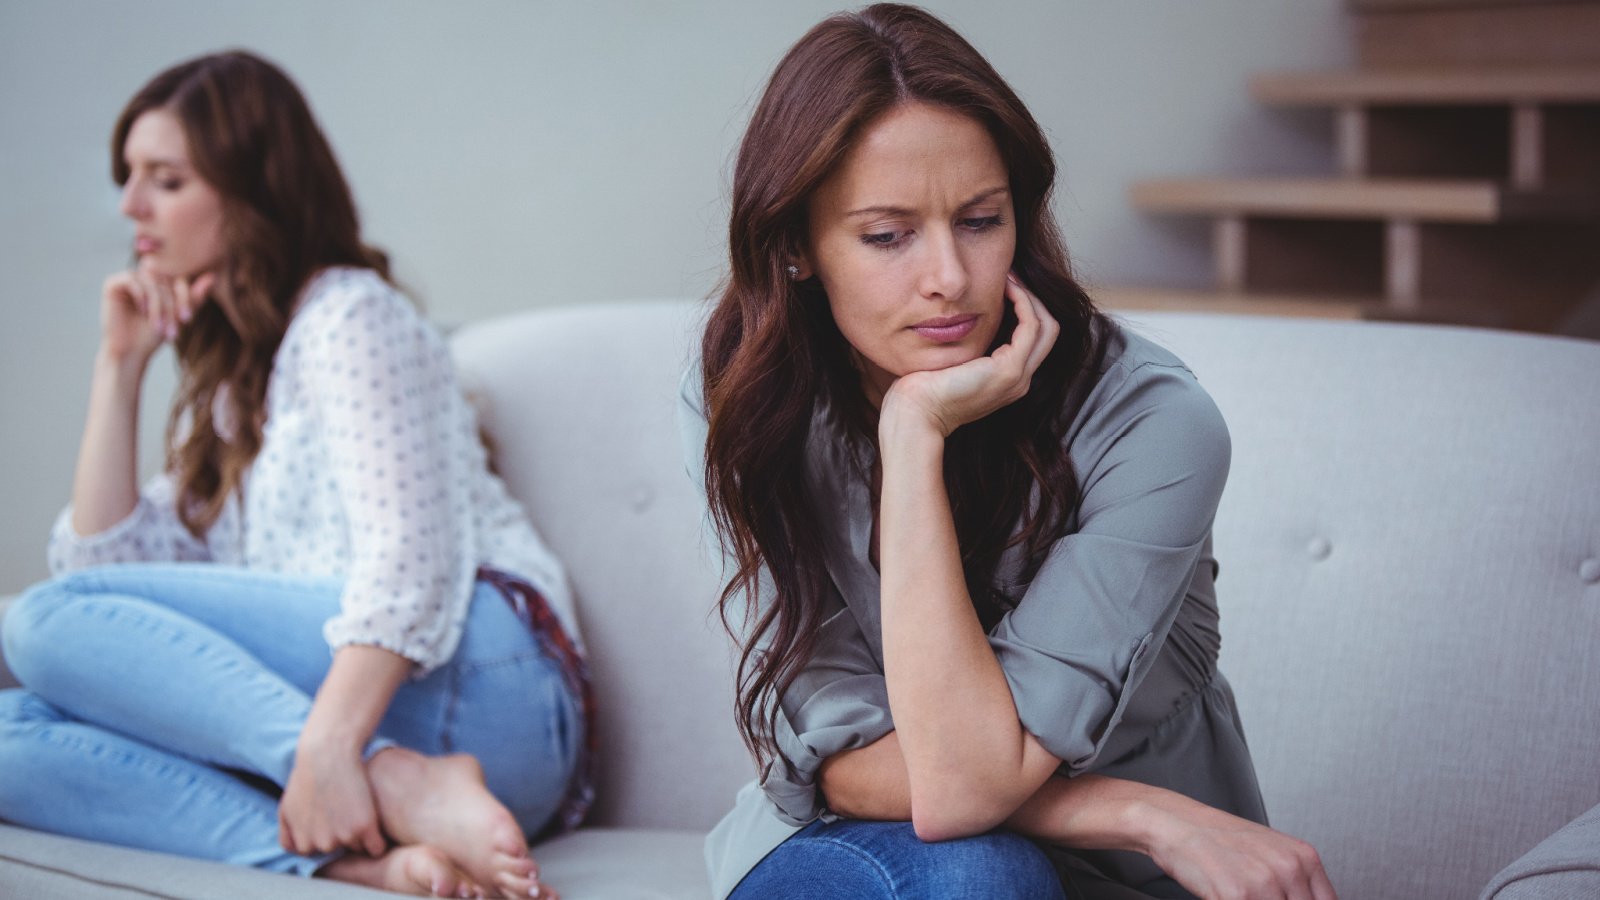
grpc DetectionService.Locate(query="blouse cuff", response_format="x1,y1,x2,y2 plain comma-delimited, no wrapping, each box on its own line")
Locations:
322,622,447,680
760,677,895,824
47,500,156,573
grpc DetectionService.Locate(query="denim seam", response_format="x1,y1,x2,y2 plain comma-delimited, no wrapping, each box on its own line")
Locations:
807,833,899,897
439,660,462,754
454,648,547,676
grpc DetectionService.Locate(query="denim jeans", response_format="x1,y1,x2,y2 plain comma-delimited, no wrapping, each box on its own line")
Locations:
0,563,581,876
729,818,1068,900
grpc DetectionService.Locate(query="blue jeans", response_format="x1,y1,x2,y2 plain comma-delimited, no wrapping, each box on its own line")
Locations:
0,563,581,876
729,819,1068,900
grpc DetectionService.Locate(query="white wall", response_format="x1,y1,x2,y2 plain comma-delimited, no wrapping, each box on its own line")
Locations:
0,1,1352,587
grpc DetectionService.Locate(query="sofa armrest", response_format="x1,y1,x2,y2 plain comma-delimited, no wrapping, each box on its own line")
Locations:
0,596,19,690
1481,803,1600,899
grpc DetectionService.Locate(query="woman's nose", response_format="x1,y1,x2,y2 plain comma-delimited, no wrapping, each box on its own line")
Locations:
118,181,145,220
919,230,968,300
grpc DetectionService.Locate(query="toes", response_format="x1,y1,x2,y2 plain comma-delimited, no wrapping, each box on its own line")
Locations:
496,870,534,899
495,852,537,879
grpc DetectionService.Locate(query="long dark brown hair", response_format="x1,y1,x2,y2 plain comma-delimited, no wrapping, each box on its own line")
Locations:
112,51,390,535
700,4,1111,773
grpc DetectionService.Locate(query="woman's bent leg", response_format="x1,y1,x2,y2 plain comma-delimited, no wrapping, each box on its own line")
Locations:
0,689,328,875
0,566,361,783
418,579,582,837
729,819,1066,900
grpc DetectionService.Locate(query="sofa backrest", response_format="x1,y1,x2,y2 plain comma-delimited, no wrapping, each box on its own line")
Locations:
1117,312,1600,899
451,300,754,833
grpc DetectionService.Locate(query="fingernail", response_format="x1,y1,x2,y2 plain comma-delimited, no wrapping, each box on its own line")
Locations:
529,886,542,898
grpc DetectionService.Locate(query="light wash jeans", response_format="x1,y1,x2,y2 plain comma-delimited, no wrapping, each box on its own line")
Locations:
0,563,581,877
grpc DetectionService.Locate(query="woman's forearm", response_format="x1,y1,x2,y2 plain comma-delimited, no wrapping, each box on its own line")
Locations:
299,645,413,756
820,731,1157,856
70,349,149,535
875,411,1060,838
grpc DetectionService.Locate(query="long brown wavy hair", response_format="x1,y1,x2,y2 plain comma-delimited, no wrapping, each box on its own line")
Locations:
111,51,390,536
700,4,1111,773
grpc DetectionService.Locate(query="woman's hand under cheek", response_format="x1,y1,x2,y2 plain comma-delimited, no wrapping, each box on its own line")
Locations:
879,272,1060,442
99,264,215,365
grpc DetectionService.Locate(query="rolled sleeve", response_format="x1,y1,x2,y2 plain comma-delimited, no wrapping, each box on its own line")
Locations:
990,362,1231,773
762,598,895,824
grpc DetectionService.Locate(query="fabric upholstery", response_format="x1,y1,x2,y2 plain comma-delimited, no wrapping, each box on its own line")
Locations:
0,822,709,899
1115,312,1600,899
449,301,755,832
1480,803,1600,899
0,597,15,690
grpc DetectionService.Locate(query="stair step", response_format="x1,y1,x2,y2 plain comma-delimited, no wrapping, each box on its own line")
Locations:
1094,287,1536,330
1131,177,1599,222
1251,66,1600,106
1094,287,1367,320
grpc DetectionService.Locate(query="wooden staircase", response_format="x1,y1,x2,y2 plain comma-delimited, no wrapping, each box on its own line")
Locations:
1100,2,1600,333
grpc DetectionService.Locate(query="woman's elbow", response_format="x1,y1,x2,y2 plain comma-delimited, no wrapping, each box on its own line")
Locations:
909,790,1014,842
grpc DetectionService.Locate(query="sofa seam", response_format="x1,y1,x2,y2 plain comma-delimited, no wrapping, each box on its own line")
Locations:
0,854,188,900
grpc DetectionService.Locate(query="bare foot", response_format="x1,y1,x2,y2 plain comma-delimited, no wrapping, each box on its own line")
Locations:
368,747,534,897
321,844,485,898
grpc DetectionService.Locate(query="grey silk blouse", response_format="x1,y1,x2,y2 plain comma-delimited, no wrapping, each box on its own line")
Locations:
681,320,1267,899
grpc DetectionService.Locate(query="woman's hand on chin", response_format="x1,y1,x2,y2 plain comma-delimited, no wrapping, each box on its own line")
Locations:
879,272,1059,442
99,262,214,365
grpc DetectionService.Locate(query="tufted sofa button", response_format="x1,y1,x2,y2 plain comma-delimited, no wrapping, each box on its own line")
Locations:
1307,537,1332,562
1581,558,1600,584
630,485,655,513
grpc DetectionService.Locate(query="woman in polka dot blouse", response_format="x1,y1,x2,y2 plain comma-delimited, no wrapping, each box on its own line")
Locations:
0,52,584,899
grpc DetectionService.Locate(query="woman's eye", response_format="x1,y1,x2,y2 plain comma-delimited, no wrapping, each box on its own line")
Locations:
156,179,183,192
860,230,907,249
959,215,1004,231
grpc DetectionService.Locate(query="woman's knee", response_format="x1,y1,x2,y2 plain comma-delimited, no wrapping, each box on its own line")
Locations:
909,829,1062,900
1,578,85,683
741,821,1063,900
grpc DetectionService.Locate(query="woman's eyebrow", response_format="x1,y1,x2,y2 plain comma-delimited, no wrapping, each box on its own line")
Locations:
845,185,1010,218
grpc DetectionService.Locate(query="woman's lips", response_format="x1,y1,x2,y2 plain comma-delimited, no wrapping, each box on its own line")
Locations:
910,314,978,343
135,236,160,254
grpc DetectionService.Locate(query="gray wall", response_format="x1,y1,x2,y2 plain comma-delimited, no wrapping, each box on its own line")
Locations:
0,0,1352,588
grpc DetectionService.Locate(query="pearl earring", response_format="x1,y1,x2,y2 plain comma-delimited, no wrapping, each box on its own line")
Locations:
785,265,801,280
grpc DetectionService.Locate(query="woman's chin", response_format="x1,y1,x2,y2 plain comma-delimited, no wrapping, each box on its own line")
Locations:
902,344,985,373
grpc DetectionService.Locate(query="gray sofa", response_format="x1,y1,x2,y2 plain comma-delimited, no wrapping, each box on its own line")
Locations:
2,301,1597,899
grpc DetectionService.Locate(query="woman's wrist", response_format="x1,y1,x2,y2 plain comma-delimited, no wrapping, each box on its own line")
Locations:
1124,787,1207,860
297,712,370,758
94,344,151,384
877,397,947,456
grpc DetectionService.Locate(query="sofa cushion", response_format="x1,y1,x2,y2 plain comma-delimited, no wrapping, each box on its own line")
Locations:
0,823,710,899
0,597,16,690
1481,802,1600,899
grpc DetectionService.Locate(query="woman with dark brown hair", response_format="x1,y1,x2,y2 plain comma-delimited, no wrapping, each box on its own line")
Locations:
0,51,585,899
683,5,1337,898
